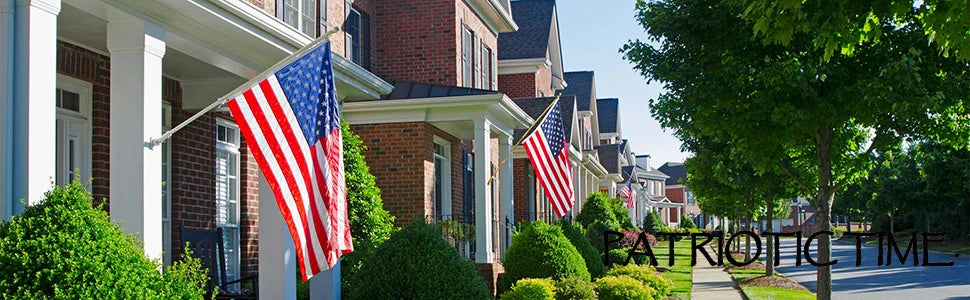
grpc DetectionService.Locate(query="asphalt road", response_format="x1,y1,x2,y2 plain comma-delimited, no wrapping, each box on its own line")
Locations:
754,239,970,300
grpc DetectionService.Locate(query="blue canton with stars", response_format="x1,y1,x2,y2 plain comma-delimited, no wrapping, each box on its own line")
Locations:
275,43,340,145
540,101,566,157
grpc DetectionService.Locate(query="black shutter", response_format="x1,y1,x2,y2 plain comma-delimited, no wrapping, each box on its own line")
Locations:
361,11,371,70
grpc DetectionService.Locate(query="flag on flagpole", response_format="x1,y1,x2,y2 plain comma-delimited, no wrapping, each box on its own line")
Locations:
226,42,351,281
621,179,635,208
522,99,574,218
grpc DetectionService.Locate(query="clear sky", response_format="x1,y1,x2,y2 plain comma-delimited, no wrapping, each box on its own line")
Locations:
555,0,690,168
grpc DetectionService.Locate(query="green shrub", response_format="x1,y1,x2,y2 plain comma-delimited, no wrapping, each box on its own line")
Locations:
594,275,654,300
336,121,397,296
586,221,622,255
642,211,663,234
554,277,598,300
576,193,618,228
0,181,209,299
501,278,556,300
349,221,488,299
609,198,636,230
657,226,687,242
604,264,672,300
680,214,696,229
606,247,647,266
556,220,605,278
501,221,590,293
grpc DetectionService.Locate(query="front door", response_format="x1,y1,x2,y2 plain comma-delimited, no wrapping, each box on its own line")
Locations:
54,75,92,187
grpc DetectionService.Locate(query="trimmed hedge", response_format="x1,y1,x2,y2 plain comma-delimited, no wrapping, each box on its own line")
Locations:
0,181,209,299
604,264,673,300
554,277,598,300
501,278,556,300
349,221,488,299
576,193,618,228
500,221,590,293
594,275,655,300
556,220,605,278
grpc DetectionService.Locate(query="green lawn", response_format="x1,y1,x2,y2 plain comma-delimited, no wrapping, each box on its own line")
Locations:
725,267,815,300
653,240,694,299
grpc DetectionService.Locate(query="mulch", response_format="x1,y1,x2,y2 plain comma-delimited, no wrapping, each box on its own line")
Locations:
739,275,810,291
723,262,765,271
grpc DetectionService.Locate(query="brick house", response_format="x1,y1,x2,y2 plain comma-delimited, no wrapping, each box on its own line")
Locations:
659,161,705,227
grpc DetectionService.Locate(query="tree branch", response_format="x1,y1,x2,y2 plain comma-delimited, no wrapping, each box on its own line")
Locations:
778,160,815,195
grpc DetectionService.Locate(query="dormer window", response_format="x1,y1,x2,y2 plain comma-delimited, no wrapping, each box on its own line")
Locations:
277,0,321,37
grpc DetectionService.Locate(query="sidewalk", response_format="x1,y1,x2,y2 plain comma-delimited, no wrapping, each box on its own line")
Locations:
690,245,743,300
691,263,743,300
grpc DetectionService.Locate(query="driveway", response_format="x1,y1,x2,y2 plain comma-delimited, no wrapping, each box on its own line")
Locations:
762,238,970,300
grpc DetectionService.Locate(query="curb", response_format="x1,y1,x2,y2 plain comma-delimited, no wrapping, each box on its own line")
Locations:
834,239,969,261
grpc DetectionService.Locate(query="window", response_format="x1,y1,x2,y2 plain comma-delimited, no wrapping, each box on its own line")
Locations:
461,26,474,88
54,75,91,188
344,7,370,68
215,121,241,283
481,43,492,90
277,0,318,36
527,164,536,221
162,103,173,268
433,138,451,219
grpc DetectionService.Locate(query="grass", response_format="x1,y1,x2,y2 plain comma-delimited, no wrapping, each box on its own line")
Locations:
725,266,815,300
652,240,694,299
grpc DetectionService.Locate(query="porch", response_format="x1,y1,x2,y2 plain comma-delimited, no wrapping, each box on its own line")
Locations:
2,0,391,298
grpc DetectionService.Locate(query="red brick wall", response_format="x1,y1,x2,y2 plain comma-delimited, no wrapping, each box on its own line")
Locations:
498,73,537,99
535,58,553,96
351,122,433,225
239,139,260,277
56,41,111,207
512,158,534,224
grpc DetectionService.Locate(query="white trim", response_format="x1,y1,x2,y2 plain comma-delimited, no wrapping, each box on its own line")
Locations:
432,136,453,218
54,74,93,187
462,0,517,33
214,119,241,281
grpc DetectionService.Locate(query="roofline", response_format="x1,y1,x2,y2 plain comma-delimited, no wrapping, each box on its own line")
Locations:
467,0,519,33
342,93,534,130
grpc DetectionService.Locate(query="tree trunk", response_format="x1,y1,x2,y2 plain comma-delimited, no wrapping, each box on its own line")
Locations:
890,212,895,234
745,212,752,261
766,197,774,277
846,214,851,232
925,212,931,232
863,214,868,232
815,125,835,300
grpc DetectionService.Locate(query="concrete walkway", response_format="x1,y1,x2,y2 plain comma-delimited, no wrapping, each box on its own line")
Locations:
691,245,744,300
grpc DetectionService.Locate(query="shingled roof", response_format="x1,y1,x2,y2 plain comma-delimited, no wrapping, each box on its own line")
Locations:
512,95,576,143
597,143,621,174
597,98,619,134
559,71,595,111
498,0,557,60
658,162,686,185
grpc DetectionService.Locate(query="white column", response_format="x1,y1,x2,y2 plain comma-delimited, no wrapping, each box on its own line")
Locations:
10,0,59,215
107,17,165,260
258,172,297,300
309,258,340,300
498,134,513,256
473,118,493,264
0,0,14,220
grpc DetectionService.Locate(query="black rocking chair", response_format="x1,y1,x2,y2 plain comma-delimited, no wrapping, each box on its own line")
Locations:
179,226,259,299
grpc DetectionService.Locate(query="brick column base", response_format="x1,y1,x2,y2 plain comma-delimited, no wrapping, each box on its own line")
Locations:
475,262,505,297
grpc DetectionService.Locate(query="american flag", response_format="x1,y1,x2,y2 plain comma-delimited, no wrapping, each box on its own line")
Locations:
226,43,351,281
621,180,635,208
522,100,574,218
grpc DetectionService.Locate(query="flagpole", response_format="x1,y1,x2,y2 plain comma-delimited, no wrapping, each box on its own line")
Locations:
486,93,562,185
148,26,342,148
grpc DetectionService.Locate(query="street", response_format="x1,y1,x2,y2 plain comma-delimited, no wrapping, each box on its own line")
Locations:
760,239,970,299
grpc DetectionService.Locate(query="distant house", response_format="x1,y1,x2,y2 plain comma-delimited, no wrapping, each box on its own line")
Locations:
659,161,706,227
558,71,609,211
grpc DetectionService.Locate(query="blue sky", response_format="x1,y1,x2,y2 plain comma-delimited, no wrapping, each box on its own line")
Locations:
555,0,689,168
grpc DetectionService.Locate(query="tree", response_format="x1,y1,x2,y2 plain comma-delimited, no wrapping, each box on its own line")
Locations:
738,0,970,61
622,0,968,297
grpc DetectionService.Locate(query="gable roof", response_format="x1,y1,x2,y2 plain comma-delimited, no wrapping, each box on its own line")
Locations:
498,0,556,60
658,162,687,185
379,81,498,100
511,95,576,143
559,71,594,111
597,98,619,134
597,143,621,174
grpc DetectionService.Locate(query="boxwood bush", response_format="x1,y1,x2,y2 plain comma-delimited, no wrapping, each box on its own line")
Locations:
576,193,618,228
500,221,590,293
348,221,488,299
501,278,556,300
556,220,604,278
604,264,672,300
0,181,209,299
554,277,597,300
585,221,622,256
594,275,655,300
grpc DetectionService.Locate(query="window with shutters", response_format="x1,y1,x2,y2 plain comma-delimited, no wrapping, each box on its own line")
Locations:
481,43,492,90
277,0,320,37
461,26,474,88
345,7,371,69
215,120,241,282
